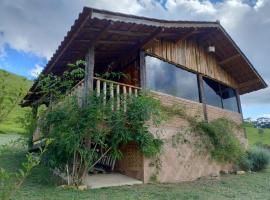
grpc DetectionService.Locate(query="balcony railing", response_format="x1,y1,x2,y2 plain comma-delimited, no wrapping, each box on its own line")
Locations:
72,77,141,111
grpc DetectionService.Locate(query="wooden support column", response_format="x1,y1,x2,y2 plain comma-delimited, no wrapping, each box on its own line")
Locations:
83,46,95,106
32,103,38,119
236,89,243,119
198,74,208,121
236,89,247,138
140,50,146,89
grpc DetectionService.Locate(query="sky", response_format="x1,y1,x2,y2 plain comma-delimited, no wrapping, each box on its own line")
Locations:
0,0,269,119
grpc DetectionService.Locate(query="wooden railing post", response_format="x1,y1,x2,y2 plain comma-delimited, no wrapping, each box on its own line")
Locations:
110,82,114,110
83,46,94,107
123,86,127,112
103,81,107,106
128,87,132,97
116,84,120,110
134,88,138,97
96,79,100,97
140,50,146,89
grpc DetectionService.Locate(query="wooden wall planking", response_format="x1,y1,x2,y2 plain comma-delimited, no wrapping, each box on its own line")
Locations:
145,39,238,88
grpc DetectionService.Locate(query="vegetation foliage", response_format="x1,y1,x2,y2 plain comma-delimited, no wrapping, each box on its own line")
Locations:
1,137,270,200
0,138,52,200
162,105,244,163
0,70,32,134
39,93,163,185
36,60,85,105
195,119,244,163
239,145,270,172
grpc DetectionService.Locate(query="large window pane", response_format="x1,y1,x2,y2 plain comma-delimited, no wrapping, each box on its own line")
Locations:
203,77,222,108
220,85,239,112
145,55,199,102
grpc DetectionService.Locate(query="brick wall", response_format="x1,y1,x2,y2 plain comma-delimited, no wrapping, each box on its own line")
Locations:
115,142,144,181
143,92,247,183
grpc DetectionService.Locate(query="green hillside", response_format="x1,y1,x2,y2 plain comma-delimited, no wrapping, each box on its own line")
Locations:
0,69,32,134
245,126,270,145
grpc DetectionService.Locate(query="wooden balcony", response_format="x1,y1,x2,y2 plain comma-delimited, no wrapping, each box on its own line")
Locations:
72,77,141,111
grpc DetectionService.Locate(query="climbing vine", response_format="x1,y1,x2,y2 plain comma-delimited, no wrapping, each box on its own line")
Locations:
163,104,244,163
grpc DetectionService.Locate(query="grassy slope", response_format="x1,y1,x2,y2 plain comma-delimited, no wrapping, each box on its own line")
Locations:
245,127,270,145
1,145,270,200
0,69,32,134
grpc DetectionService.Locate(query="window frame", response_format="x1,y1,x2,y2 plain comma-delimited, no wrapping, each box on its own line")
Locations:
145,53,200,102
144,53,241,113
202,76,240,113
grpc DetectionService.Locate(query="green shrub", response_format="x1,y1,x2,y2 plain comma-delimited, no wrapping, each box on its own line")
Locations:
249,146,270,171
40,93,164,184
239,153,253,171
196,118,244,163
239,145,270,172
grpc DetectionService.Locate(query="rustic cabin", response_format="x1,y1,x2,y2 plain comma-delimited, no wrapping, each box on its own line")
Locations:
21,7,267,184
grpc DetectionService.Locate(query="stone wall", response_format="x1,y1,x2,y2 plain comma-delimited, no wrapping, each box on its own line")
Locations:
143,92,247,183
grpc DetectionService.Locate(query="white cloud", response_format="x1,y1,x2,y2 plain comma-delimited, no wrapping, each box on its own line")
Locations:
260,114,270,118
30,64,43,78
0,0,269,109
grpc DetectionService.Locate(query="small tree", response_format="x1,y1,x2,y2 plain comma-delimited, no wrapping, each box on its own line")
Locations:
0,139,52,200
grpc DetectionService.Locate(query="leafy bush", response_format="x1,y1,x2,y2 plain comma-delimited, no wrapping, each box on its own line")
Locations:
40,93,164,184
239,146,270,172
239,153,253,171
196,118,244,163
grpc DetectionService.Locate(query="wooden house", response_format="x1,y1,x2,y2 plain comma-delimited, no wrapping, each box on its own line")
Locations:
22,7,267,183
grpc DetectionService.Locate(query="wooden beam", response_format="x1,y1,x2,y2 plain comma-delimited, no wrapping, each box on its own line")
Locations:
219,54,240,65
98,40,136,45
92,22,114,46
74,39,136,45
107,30,150,37
83,27,151,37
198,74,208,121
140,50,146,89
238,79,261,89
83,46,95,106
174,29,199,43
141,28,164,49
110,27,163,69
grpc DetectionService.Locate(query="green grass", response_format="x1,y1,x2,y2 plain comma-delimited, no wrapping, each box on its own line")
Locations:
1,134,270,200
0,69,32,134
245,127,270,145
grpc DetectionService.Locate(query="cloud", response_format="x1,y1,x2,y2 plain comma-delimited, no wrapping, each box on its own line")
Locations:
0,0,269,111
30,64,43,78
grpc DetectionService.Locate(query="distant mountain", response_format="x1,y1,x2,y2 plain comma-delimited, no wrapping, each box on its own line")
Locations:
244,117,270,129
0,69,32,134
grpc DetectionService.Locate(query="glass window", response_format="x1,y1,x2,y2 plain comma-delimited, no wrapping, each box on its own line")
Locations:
203,77,223,108
220,85,239,112
203,77,239,112
145,55,199,102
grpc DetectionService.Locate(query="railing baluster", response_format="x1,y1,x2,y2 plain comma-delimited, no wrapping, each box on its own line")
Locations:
116,84,120,110
72,77,141,111
110,82,114,111
96,79,100,97
103,81,107,106
123,86,127,112
129,87,132,97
